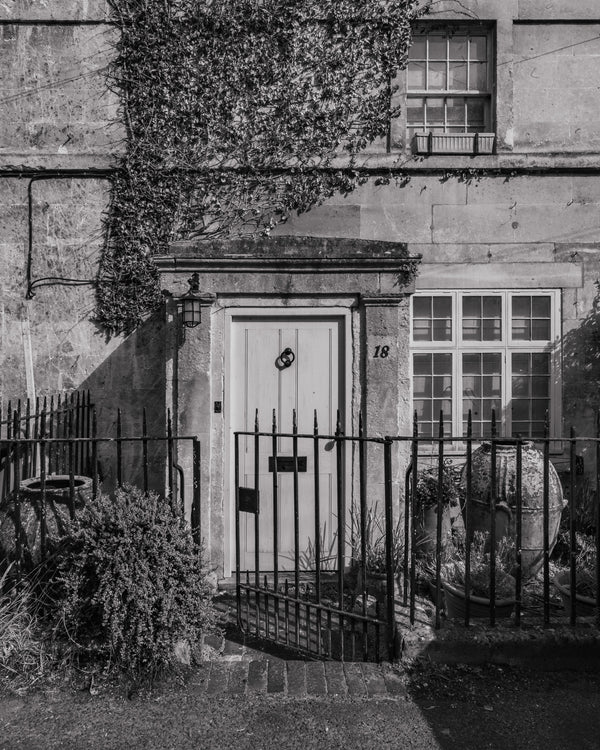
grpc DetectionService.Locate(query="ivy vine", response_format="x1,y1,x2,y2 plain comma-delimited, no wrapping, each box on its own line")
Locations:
97,0,424,333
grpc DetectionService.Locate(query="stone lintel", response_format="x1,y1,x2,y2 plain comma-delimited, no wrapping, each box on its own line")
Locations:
166,235,412,260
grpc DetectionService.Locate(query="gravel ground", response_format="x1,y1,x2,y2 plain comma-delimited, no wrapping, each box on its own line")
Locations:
1,662,600,750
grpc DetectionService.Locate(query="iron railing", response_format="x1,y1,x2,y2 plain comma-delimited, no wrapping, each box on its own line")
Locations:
398,410,600,629
0,400,202,580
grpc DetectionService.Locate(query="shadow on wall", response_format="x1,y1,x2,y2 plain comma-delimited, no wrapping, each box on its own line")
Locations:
560,283,600,436
77,308,169,497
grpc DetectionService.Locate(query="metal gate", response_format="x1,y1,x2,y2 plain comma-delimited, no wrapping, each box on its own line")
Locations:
234,411,399,661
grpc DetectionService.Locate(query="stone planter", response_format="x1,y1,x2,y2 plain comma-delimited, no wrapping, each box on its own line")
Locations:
442,579,515,620
0,474,93,569
461,442,566,579
554,570,597,617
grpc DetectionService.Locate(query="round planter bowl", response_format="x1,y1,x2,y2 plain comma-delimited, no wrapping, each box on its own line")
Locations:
442,580,515,620
553,571,597,617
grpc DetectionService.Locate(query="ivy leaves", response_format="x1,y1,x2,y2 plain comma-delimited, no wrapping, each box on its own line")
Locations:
98,0,422,332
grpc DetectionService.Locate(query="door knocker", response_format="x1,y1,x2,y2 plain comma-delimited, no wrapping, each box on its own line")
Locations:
276,347,295,369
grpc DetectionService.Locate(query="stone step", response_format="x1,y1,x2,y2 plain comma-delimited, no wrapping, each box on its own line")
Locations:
189,659,407,699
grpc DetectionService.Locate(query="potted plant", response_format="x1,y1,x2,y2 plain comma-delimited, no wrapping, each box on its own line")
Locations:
414,465,461,556
440,532,516,619
553,532,597,617
351,506,404,597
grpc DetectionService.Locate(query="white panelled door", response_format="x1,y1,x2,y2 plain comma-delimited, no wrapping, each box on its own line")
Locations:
230,314,345,571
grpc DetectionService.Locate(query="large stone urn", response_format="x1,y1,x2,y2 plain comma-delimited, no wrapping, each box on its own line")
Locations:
460,442,566,579
0,474,93,570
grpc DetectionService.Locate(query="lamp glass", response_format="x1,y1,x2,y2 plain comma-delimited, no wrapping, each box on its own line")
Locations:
181,297,201,328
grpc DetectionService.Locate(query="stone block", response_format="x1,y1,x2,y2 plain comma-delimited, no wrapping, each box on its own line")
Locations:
274,204,361,238
0,2,109,21
360,204,432,244
466,175,572,207
518,1,600,20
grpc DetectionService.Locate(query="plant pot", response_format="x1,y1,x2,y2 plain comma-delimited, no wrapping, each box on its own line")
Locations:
554,571,597,617
415,505,452,555
461,441,566,579
0,474,93,568
442,580,515,619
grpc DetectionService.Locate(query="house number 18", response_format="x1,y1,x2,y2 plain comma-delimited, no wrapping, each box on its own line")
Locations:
373,345,390,358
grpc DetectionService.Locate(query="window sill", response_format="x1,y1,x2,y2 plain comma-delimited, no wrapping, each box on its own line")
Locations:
415,132,496,156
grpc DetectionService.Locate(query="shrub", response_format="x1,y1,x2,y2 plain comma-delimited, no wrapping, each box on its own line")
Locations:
0,564,47,688
47,485,216,678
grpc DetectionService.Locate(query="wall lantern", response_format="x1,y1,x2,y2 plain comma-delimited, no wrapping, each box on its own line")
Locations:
178,272,202,328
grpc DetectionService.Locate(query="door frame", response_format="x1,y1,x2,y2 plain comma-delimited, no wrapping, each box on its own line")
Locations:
223,305,353,577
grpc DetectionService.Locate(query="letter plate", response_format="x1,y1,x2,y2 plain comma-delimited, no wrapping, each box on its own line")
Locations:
268,456,307,472
238,487,259,514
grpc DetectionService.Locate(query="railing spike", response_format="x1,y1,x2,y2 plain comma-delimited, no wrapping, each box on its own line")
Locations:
255,408,259,431
272,408,277,432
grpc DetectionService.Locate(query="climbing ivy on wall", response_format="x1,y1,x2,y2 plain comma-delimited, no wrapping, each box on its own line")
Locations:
97,0,423,333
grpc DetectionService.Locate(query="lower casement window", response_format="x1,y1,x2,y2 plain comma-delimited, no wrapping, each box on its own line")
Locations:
411,290,560,440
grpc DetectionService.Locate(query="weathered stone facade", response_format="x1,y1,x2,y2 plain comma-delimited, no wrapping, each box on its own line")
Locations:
0,1,599,575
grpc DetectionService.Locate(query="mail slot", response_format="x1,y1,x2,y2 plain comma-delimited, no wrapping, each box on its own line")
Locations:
268,456,307,472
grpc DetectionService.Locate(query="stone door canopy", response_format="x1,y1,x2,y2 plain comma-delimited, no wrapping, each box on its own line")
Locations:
155,236,422,299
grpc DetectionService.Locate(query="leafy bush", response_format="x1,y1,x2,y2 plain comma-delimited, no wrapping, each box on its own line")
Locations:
47,486,216,678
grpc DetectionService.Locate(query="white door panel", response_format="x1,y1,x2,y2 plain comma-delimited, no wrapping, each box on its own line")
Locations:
231,315,344,571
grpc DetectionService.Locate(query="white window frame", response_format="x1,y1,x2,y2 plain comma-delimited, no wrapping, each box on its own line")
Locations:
406,25,495,139
410,290,561,446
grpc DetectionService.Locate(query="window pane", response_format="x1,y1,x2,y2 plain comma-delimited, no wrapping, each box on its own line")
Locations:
463,353,480,374
469,62,488,90
532,376,549,397
408,62,426,90
532,320,551,340
448,63,467,90
532,353,550,374
512,376,529,397
413,354,431,375
433,353,452,373
432,320,452,341
409,37,427,59
483,296,501,317
482,319,502,341
413,296,431,317
463,375,481,397
483,353,501,374
428,62,447,90
449,36,468,60
470,36,487,60
413,320,432,341
532,401,548,421
483,375,501,397
407,97,425,125
532,296,551,317
426,97,444,125
433,375,452,398
512,353,529,375
512,297,530,317
446,97,465,124
512,319,531,340
429,36,447,60
433,296,452,317
414,376,431,398
463,297,480,317
466,98,485,126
